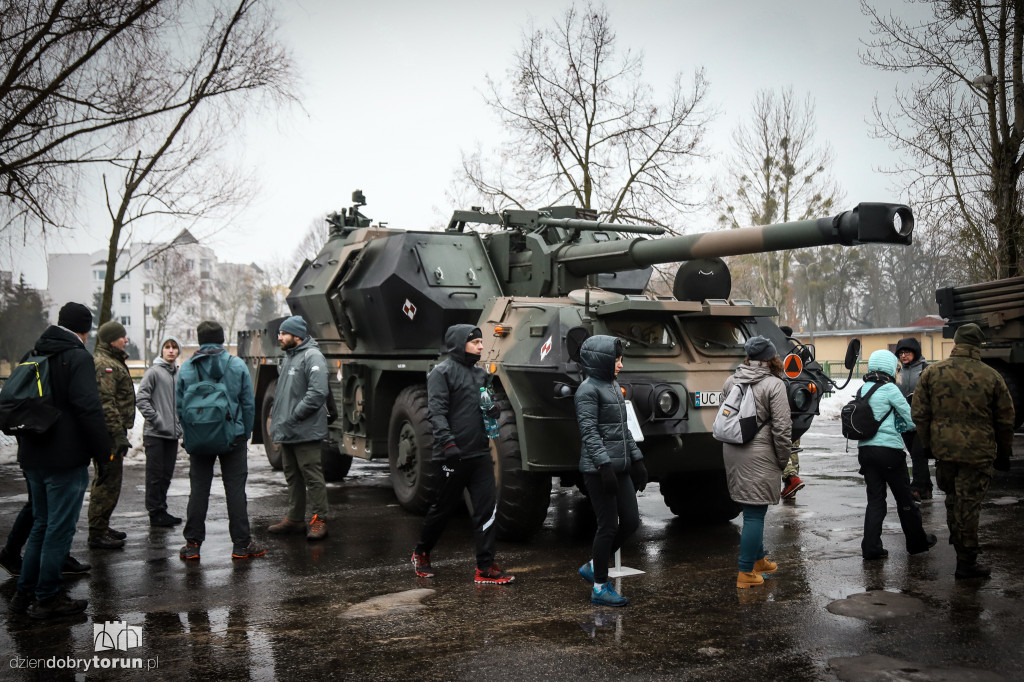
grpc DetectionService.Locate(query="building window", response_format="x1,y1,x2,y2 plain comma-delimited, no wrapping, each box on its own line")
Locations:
146,329,153,339
186,329,195,341
187,305,196,316
185,259,195,270
143,283,154,294
120,293,130,304
117,270,129,279
143,261,153,271
93,270,105,280
120,316,130,326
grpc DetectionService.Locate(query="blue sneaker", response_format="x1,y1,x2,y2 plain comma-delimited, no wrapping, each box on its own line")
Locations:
591,583,629,607
578,561,595,585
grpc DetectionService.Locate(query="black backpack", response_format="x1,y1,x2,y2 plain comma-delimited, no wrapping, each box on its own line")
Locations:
840,381,894,440
0,351,60,435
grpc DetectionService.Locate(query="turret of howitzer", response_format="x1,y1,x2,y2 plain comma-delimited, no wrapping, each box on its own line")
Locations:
283,197,912,356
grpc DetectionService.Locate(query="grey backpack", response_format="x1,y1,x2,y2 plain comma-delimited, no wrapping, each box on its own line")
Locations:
712,383,764,444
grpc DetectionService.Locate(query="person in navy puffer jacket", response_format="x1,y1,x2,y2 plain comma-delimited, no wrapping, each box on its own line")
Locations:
857,349,936,560
575,335,647,607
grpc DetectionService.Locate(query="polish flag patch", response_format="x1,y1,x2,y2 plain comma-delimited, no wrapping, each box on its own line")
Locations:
402,299,417,320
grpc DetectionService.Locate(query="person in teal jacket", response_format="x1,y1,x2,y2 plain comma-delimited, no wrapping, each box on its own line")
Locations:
857,350,936,560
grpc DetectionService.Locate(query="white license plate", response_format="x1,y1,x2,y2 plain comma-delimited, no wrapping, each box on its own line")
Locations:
693,391,725,407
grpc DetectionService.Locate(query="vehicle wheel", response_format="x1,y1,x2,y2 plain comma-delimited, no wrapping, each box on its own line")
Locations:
986,360,1024,429
388,385,441,514
660,470,740,523
493,392,552,541
321,440,352,482
262,380,282,470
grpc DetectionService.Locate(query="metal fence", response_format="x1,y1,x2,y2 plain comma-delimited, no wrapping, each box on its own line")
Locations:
820,361,869,380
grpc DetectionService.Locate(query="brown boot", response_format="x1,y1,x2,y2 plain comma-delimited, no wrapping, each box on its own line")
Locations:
306,514,328,541
737,571,764,588
753,557,778,573
268,518,305,534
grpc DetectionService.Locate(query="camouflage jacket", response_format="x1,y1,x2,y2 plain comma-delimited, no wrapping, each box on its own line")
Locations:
911,345,1014,465
94,341,136,435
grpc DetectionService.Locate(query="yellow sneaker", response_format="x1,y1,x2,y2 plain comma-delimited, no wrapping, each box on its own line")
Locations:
737,570,764,588
753,557,778,573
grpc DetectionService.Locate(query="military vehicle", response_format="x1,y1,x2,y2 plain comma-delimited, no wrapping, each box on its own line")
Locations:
936,275,1024,427
238,193,913,539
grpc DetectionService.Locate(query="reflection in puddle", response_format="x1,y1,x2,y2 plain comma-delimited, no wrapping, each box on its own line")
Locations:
579,609,625,642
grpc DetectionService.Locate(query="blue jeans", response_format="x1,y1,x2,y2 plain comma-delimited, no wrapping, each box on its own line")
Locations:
17,466,89,600
738,504,768,572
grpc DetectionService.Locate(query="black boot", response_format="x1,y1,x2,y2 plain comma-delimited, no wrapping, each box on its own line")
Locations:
955,560,992,580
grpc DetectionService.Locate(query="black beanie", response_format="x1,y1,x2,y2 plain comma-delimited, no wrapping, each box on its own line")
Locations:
466,327,483,342
57,302,92,334
196,320,225,345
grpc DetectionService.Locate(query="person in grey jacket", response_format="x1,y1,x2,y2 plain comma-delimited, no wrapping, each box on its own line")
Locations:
895,337,932,500
411,324,514,585
857,349,936,560
136,336,183,527
721,336,791,589
575,335,647,607
268,316,330,541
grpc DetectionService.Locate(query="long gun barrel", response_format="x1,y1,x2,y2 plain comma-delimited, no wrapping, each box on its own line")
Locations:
556,202,913,276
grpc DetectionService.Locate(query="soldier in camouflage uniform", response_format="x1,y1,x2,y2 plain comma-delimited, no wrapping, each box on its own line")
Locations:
911,323,1014,579
89,321,136,549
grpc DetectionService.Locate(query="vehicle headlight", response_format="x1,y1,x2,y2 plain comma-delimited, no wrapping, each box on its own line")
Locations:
655,390,679,416
790,386,812,411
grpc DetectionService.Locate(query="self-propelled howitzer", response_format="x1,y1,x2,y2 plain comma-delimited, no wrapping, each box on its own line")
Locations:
238,194,914,540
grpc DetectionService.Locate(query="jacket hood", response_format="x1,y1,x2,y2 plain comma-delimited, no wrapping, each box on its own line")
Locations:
868,349,899,377
443,324,480,365
894,337,921,362
580,335,622,381
731,361,773,385
34,325,85,355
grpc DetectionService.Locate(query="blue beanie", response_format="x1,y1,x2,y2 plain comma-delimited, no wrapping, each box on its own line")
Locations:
280,315,307,338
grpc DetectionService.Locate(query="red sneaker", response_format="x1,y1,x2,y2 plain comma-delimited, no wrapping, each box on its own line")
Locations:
411,551,434,578
781,476,805,499
474,564,515,584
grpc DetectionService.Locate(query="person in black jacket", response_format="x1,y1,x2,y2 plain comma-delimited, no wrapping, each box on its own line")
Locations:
895,336,932,500
575,335,646,607
411,324,514,585
9,303,111,620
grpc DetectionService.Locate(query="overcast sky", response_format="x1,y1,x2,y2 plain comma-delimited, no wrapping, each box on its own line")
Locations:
6,0,927,290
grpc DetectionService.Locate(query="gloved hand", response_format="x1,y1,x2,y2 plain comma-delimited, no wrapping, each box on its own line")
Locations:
114,431,130,456
443,444,462,463
486,403,501,419
599,464,617,495
631,459,648,492
994,455,1011,472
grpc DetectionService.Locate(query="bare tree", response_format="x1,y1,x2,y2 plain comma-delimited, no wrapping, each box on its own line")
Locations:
716,88,843,322
861,0,1024,280
145,248,193,362
95,0,295,324
214,262,258,347
290,216,332,272
0,0,174,234
457,2,713,228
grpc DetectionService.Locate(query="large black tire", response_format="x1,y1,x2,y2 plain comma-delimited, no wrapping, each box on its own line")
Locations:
388,385,442,514
987,360,1024,429
262,381,283,470
321,440,353,482
660,470,741,523
493,393,552,541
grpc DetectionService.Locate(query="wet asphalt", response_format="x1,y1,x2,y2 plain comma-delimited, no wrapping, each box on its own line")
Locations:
1,424,1023,681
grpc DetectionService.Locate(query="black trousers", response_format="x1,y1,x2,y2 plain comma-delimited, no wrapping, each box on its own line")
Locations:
583,470,640,583
145,437,178,515
902,431,933,493
858,445,930,556
417,455,497,570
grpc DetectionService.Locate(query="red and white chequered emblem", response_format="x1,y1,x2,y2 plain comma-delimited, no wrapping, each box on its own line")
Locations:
539,335,553,361
402,299,417,320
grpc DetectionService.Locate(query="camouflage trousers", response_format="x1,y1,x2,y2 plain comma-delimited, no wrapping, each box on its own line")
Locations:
935,460,993,563
782,439,800,478
88,445,127,535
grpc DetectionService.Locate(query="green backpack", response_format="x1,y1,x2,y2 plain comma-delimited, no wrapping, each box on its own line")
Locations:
180,354,238,455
